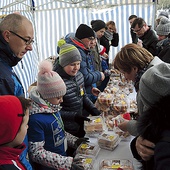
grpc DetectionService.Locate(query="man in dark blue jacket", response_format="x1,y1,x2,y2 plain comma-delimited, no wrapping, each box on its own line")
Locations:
0,13,34,170
64,24,105,103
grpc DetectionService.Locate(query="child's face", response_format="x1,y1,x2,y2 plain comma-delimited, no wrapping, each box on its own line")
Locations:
11,108,29,147
64,61,80,76
47,96,63,105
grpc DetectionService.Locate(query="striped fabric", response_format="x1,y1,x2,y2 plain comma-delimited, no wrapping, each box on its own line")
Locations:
0,0,156,96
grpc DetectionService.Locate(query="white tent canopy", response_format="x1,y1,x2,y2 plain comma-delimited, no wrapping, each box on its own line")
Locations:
0,0,157,96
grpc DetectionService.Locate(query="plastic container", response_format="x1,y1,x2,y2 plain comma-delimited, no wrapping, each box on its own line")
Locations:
99,159,133,170
74,154,95,170
84,116,104,136
98,92,115,105
112,97,128,115
76,142,100,158
98,132,120,150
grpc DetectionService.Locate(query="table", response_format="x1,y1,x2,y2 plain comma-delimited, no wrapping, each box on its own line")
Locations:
89,136,142,170
88,90,139,169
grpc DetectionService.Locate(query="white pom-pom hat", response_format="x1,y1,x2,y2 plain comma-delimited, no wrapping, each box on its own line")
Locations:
37,60,66,99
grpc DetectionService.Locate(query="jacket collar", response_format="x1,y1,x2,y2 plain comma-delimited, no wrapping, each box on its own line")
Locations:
0,33,21,67
0,143,25,160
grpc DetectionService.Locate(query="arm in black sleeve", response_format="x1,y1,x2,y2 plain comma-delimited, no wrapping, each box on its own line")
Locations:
83,95,101,116
111,33,119,47
130,136,142,160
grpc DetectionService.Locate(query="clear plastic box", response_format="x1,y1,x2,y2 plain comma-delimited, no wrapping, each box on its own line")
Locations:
84,116,104,136
76,142,100,158
98,132,120,151
99,159,133,170
74,154,95,170
98,92,115,105
112,97,128,115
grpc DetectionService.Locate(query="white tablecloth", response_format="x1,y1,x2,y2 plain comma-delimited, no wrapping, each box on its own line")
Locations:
89,136,142,170
86,87,140,169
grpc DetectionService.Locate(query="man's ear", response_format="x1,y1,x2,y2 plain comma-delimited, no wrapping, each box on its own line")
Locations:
2,30,10,42
133,66,138,73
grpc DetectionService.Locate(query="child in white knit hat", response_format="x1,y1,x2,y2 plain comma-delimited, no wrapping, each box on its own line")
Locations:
28,60,88,170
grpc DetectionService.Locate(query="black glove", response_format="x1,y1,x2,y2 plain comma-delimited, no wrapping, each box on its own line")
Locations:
75,137,89,148
91,108,101,116
71,159,84,170
74,113,90,124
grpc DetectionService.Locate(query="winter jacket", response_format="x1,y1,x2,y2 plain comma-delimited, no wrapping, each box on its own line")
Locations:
100,32,119,54
157,38,170,64
130,28,138,44
64,35,102,100
0,144,26,170
28,88,77,170
54,64,100,137
139,26,158,56
131,95,170,170
0,34,24,96
126,57,163,136
0,34,32,170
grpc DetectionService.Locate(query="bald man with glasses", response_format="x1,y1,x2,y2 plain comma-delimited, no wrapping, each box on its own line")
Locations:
131,17,158,56
0,13,34,169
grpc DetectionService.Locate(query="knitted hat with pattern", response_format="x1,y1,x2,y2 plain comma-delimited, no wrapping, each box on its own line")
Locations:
0,95,23,145
58,39,82,67
37,60,66,99
156,17,170,36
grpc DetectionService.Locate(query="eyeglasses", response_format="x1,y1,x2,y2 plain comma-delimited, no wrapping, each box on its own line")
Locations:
132,26,143,33
88,37,95,41
9,31,34,45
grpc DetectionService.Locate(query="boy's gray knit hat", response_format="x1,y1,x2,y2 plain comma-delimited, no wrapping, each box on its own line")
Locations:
139,62,170,108
58,39,82,67
156,16,170,36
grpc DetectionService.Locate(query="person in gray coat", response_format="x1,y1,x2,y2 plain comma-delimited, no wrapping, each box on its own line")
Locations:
131,63,170,170
113,43,164,136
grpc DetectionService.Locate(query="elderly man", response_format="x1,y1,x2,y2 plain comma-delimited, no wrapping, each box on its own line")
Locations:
0,13,34,169
63,24,105,103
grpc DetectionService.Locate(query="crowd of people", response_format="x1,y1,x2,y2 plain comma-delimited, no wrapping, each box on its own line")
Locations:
0,10,170,170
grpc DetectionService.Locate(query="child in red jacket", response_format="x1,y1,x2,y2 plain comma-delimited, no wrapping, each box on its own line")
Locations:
0,95,31,170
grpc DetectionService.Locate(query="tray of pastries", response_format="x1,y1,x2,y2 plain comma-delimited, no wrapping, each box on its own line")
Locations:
98,132,120,151
76,142,100,158
73,154,95,170
99,159,133,170
84,116,104,136
98,92,115,106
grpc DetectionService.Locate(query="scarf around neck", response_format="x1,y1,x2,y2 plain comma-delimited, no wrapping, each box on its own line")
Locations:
104,30,113,41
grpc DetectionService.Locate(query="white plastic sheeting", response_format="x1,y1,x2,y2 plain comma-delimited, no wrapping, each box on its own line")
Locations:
0,0,156,96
